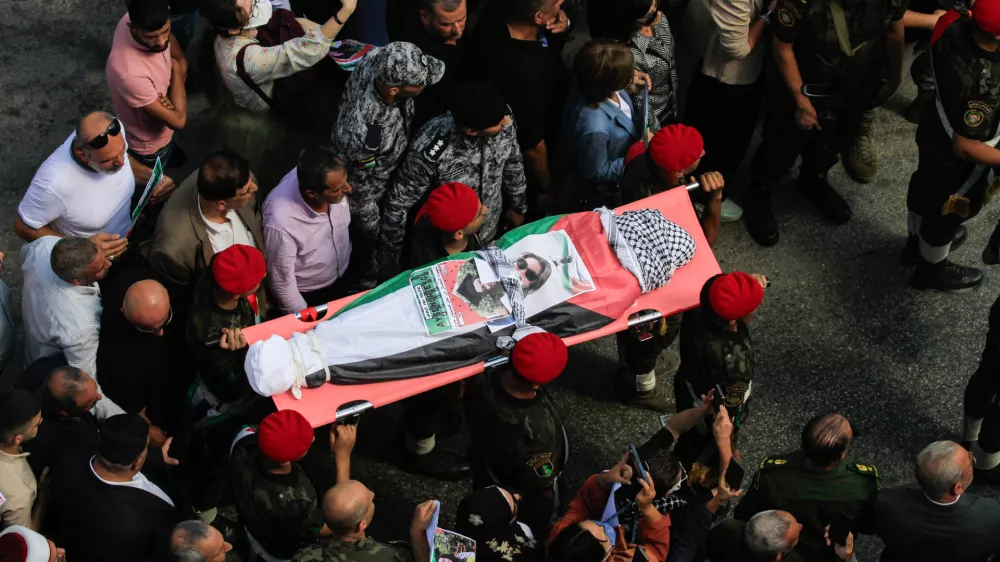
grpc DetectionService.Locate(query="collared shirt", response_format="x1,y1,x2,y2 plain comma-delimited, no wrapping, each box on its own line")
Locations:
263,168,351,314
20,236,124,420
89,457,174,507
198,204,256,254
924,494,962,506
0,448,37,528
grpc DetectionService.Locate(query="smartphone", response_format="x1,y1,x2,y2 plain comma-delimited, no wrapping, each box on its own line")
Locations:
828,511,853,547
633,546,650,562
725,459,746,491
629,444,647,484
712,384,726,413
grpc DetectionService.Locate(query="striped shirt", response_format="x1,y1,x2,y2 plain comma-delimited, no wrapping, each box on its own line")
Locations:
629,14,679,124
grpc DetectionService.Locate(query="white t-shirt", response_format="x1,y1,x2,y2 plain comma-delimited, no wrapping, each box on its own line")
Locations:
18,132,135,238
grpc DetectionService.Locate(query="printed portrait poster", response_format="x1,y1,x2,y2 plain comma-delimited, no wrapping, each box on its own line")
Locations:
499,230,597,319
409,259,510,336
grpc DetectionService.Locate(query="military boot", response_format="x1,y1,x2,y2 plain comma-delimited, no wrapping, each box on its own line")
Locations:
617,365,677,413
900,226,967,266
744,189,779,247
844,109,877,183
910,259,984,293
398,432,471,481
797,172,852,224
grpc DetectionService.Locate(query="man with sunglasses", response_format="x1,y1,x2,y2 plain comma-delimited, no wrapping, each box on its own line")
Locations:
15,112,138,261
106,0,186,206
97,269,192,453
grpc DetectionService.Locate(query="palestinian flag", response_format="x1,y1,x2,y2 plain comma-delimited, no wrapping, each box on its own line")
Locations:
245,189,719,404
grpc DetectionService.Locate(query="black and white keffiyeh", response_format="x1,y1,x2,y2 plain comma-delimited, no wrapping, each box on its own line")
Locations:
478,246,543,349
598,207,696,293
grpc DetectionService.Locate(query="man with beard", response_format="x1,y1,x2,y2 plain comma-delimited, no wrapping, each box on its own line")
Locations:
13,112,144,261
106,0,186,203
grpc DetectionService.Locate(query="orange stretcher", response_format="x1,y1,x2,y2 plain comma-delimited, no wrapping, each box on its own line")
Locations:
243,187,722,427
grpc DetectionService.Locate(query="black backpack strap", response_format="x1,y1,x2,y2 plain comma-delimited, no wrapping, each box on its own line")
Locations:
235,44,273,107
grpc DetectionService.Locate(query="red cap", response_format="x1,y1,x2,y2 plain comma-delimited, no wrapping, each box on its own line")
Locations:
974,0,1000,35
212,244,266,295
648,124,704,174
0,534,28,562
258,410,314,463
415,183,481,233
511,332,568,384
625,140,647,166
708,272,764,321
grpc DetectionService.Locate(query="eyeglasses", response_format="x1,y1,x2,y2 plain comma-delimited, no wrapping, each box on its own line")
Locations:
250,0,260,19
667,464,688,496
134,307,173,333
87,118,122,149
515,258,539,282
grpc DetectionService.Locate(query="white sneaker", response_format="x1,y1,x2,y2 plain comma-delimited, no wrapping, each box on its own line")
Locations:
720,198,743,222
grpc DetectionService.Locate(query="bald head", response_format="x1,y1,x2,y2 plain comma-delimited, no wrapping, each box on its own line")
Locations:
916,441,973,500
45,366,101,415
801,413,852,467
123,280,171,334
322,480,375,537
75,112,115,148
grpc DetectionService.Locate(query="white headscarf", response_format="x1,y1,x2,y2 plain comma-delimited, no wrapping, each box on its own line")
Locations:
0,526,51,562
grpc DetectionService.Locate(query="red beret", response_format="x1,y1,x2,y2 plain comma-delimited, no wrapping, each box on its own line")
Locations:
708,272,764,321
974,0,1000,34
416,183,481,233
648,124,704,174
258,410,314,463
212,244,266,295
512,332,568,384
625,140,647,166
0,534,27,562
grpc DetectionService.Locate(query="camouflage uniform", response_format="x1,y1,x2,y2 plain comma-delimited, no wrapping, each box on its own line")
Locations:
676,308,755,424
230,431,324,559
734,451,880,562
380,112,528,272
906,16,1000,251
332,42,445,242
293,537,414,562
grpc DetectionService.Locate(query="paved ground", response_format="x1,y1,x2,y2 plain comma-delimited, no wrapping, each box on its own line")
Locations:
3,1,999,559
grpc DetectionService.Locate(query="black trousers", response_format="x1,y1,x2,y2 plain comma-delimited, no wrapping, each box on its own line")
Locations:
401,383,462,440
685,72,764,182
617,315,682,379
747,79,873,196
966,296,1000,451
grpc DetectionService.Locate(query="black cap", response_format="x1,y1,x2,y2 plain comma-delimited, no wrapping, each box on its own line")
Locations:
451,82,508,131
98,414,149,465
0,390,40,440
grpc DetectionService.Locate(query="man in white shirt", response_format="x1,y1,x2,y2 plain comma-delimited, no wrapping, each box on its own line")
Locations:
150,151,265,300
12,112,155,261
20,236,123,420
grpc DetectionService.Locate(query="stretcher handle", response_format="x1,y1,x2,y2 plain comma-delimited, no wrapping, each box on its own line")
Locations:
685,181,701,191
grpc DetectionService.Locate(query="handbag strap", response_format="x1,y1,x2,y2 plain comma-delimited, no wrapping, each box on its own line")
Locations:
235,44,274,107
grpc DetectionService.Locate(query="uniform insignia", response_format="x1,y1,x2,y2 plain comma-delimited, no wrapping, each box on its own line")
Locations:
527,453,555,478
363,123,383,152
965,108,985,127
425,137,448,161
357,155,377,171
777,8,795,26
849,463,879,476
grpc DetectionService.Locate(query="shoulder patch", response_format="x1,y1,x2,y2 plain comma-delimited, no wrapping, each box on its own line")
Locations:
424,136,449,161
848,463,879,477
760,456,789,468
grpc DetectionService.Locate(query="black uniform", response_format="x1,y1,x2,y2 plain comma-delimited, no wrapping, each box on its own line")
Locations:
964,293,1000,454
747,0,906,198
734,451,880,562
906,16,1000,251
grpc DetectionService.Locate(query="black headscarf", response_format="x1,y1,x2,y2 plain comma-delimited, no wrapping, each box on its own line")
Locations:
455,487,545,562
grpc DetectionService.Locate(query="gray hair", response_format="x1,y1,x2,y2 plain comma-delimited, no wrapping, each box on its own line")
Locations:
421,0,463,11
745,511,795,559
73,111,115,150
171,520,213,562
50,237,99,283
327,501,369,536
915,441,966,498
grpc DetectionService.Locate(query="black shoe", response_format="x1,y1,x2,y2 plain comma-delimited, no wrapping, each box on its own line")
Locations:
910,259,984,293
901,226,968,266
797,175,852,224
399,446,471,481
745,193,779,247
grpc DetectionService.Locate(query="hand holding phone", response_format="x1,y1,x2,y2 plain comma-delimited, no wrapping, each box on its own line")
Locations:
629,445,648,485
724,459,745,491
827,512,853,547
712,384,726,414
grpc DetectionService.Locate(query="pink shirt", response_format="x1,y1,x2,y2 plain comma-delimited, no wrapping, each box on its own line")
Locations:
106,14,173,155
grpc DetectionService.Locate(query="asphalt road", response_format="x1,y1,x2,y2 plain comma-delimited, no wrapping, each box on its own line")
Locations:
3,1,999,559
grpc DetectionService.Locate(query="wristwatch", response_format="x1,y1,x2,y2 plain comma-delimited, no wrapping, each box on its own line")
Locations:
760,10,773,24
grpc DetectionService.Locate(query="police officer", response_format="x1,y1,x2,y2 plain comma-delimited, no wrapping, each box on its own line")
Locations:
617,125,725,412
380,81,527,276
743,0,907,247
332,41,445,285
230,410,348,560
734,413,880,562
904,2,1000,292
464,332,568,535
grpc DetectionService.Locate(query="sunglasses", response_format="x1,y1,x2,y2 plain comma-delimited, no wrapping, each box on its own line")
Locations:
514,258,539,282
87,118,122,149
134,306,173,333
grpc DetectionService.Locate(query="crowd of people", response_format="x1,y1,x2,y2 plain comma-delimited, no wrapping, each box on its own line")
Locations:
5,0,1000,560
